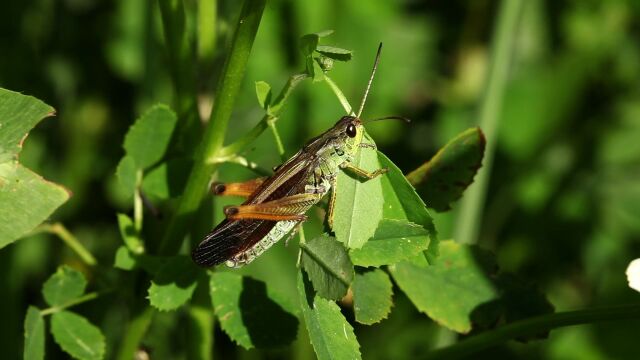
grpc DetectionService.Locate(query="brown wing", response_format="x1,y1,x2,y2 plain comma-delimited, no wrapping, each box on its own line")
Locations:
192,156,317,267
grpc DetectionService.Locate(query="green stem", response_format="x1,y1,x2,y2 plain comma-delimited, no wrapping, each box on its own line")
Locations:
267,116,287,160
38,223,97,266
425,304,640,359
324,75,353,115
40,291,106,316
158,0,200,149
454,0,525,244
116,307,155,360
134,170,144,232
159,0,267,255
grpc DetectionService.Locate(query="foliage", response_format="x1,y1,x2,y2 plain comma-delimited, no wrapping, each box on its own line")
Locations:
2,1,640,359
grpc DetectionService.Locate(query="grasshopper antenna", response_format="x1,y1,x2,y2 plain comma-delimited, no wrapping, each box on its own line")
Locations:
356,42,383,118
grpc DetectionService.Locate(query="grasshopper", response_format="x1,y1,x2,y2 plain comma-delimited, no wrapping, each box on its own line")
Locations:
192,44,403,268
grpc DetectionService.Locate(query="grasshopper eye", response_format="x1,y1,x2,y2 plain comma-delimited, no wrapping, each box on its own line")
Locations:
346,123,357,138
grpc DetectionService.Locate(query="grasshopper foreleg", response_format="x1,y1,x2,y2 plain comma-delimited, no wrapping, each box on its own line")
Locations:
340,162,388,180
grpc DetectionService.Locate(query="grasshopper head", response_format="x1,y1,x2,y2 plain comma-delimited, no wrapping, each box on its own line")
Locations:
332,115,364,157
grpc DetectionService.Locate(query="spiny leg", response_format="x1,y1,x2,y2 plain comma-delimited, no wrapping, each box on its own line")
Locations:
224,193,323,221
211,177,267,198
326,176,338,229
340,163,388,180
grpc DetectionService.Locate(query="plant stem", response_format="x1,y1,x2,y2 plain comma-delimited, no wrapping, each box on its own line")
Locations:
454,0,525,244
116,307,155,360
40,291,106,316
134,170,144,232
159,0,267,255
267,116,287,159
324,75,353,115
425,304,640,359
37,223,97,266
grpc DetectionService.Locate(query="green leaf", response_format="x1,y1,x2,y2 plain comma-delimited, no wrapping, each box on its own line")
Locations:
300,34,320,56
113,246,136,271
50,311,105,360
378,151,438,258
349,219,430,267
116,213,144,254
255,81,272,110
24,306,45,360
406,127,486,212
334,139,384,249
316,45,353,61
141,158,191,199
352,269,393,325
42,266,87,307
297,271,361,360
148,256,199,311
123,104,177,169
311,58,326,82
209,272,298,349
0,88,53,161
115,155,137,197
301,234,354,300
0,88,70,249
388,240,497,333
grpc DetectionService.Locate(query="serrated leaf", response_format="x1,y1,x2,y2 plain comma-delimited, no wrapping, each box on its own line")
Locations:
352,269,393,325
209,272,298,349
255,81,272,110
378,151,438,258
349,219,430,267
297,271,361,360
148,256,199,311
301,234,354,300
123,104,177,169
116,213,144,254
388,240,497,333
141,158,191,199
24,306,45,360
50,311,105,360
115,155,137,197
406,127,486,212
42,266,87,307
0,88,70,248
334,138,384,249
316,45,352,61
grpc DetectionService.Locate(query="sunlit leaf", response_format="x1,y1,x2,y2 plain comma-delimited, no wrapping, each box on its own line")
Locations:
352,269,393,325
349,219,430,267
297,271,361,360
148,256,199,311
389,240,497,333
255,81,272,110
378,151,438,258
0,88,70,249
42,266,87,307
50,311,105,360
334,139,384,249
301,234,354,300
406,127,485,212
123,104,177,169
209,272,298,349
24,307,45,360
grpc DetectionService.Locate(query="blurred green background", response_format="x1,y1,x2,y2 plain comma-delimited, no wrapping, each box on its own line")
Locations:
2,0,640,358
